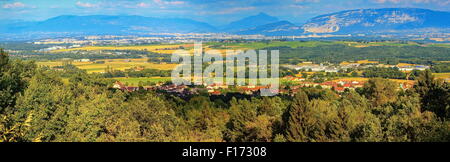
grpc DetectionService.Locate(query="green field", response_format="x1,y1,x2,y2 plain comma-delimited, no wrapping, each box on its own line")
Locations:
427,43,450,48
206,41,342,49
205,41,436,50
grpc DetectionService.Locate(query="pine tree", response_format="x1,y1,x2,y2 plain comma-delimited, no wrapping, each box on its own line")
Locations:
285,91,310,142
224,98,257,142
414,70,449,119
0,49,8,73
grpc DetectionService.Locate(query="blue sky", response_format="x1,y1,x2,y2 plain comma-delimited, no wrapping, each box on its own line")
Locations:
1,0,450,25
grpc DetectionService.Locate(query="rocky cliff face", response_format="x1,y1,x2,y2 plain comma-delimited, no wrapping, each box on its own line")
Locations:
301,8,450,34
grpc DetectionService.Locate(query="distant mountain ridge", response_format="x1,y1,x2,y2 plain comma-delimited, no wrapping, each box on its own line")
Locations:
238,8,450,35
301,8,450,34
220,12,279,32
1,8,450,40
235,21,302,36
1,15,217,35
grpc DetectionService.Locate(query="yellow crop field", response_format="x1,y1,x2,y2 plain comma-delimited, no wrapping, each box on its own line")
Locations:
37,58,178,73
334,77,416,84
396,63,416,67
51,44,194,54
340,60,379,65
433,73,450,80
357,60,379,64
36,61,65,67
49,43,251,55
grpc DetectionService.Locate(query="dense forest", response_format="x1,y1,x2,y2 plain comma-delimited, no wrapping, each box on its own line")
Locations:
268,45,450,65
362,67,407,79
0,49,449,142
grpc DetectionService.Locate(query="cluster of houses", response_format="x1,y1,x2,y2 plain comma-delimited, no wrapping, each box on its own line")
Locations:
284,61,430,73
113,81,196,97
112,81,154,92
282,77,415,93
156,84,200,97
199,83,273,95
112,81,277,96
281,80,365,93
112,76,416,96
283,64,340,73
397,65,430,71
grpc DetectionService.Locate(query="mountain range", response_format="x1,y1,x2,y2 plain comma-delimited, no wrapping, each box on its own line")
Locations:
1,8,450,40
301,8,450,34
0,15,217,34
220,12,279,33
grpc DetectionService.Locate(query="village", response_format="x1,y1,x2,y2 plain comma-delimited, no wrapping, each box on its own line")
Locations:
282,60,430,73
107,58,423,97
112,76,415,97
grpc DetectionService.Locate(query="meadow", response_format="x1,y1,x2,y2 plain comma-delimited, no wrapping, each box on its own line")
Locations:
205,41,446,49
51,44,194,54
37,58,177,73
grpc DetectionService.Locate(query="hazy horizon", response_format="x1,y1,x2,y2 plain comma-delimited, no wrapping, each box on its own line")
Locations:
1,0,450,26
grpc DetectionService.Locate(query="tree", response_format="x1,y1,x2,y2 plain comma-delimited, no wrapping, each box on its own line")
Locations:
13,70,70,142
0,50,36,113
224,98,258,142
414,70,449,119
285,91,310,142
244,115,274,142
0,50,36,142
98,93,183,142
382,94,448,142
0,49,9,72
362,78,397,107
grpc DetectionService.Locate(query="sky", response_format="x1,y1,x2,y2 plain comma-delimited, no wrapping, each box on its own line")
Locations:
1,0,450,26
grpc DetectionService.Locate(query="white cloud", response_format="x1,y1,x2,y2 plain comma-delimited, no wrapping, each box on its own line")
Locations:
137,2,150,8
200,7,256,15
123,2,151,8
153,0,186,5
295,0,320,3
76,1,99,8
2,2,26,9
290,4,308,9
373,0,450,5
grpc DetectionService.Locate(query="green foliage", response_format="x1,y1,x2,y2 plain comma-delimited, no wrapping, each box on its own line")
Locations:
362,78,398,107
103,68,171,78
285,91,310,142
98,93,183,142
224,97,287,142
272,45,450,64
0,49,449,142
414,70,450,119
363,67,406,79
0,50,36,113
431,62,450,73
13,70,70,141
224,98,258,142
